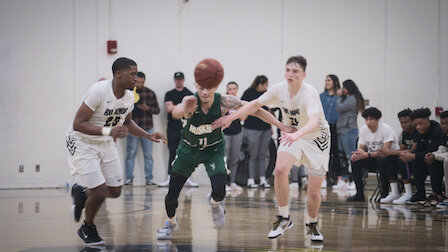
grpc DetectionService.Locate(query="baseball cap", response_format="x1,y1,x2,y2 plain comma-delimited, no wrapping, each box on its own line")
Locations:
174,72,184,79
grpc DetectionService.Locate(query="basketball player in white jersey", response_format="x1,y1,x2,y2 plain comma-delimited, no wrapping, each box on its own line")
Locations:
213,55,329,242
66,57,166,246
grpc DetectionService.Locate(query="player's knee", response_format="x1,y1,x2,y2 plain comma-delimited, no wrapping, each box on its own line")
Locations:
308,190,321,202
211,188,226,202
108,187,122,198
275,165,289,178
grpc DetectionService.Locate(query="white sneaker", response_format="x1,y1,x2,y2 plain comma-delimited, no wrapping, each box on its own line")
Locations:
301,177,308,190
380,193,401,204
185,177,199,187
230,183,243,191
158,176,170,187
306,222,323,242
207,194,225,227
321,180,327,189
157,220,178,240
347,182,356,190
225,184,232,192
268,216,293,239
248,182,258,188
332,180,347,190
260,182,271,188
392,194,412,205
289,182,299,190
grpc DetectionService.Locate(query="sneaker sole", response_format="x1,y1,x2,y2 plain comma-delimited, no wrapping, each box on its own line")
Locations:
268,222,294,239
70,204,80,222
84,240,106,246
311,236,324,242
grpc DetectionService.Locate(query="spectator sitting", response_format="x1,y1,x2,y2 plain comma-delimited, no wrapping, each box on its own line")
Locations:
424,110,448,208
347,107,400,202
377,108,418,204
400,108,443,206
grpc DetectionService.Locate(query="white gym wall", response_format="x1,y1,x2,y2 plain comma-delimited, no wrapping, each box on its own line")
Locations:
0,0,447,188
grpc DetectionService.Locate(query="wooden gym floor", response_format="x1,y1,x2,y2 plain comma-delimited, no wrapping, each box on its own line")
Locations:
0,180,447,252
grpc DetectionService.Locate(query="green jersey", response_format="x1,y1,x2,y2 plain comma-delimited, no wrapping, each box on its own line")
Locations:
181,93,223,150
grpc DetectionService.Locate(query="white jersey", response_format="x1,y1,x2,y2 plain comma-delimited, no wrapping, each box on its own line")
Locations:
258,80,329,140
67,80,134,143
358,122,400,152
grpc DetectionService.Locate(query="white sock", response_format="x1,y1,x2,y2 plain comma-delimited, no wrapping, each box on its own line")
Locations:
278,205,289,218
168,216,176,223
307,215,318,224
404,183,413,195
209,196,219,207
260,176,266,184
390,182,399,195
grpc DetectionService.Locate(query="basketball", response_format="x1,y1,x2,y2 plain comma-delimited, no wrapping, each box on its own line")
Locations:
194,58,224,89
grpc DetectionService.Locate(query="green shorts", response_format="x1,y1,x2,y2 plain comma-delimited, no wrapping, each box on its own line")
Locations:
172,141,227,178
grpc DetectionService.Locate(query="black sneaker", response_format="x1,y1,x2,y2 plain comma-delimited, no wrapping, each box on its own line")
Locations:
347,194,365,202
78,221,105,246
431,195,444,207
406,193,426,205
71,183,87,222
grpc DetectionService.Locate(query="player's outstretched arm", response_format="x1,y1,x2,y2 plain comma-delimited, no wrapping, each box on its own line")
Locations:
172,95,197,120
213,96,262,129
124,113,167,143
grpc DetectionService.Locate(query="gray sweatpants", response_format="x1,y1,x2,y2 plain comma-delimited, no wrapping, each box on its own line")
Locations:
224,132,243,183
244,128,271,180
290,165,308,182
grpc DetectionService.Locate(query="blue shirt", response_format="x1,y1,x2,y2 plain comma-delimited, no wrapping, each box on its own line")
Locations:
320,91,338,124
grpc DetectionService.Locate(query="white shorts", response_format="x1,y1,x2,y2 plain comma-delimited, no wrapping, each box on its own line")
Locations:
278,132,330,177
66,133,123,188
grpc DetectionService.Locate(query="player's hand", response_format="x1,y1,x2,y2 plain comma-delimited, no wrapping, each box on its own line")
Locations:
279,131,301,147
149,132,167,143
183,96,198,114
424,153,435,164
280,125,297,134
110,126,128,138
212,114,233,130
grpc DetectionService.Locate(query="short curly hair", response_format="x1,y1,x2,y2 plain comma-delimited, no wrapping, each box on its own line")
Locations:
361,107,382,119
410,107,431,120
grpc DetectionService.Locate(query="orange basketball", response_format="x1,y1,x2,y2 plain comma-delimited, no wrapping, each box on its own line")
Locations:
194,58,224,89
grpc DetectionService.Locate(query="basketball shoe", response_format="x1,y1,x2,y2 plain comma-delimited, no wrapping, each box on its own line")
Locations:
306,222,323,242
78,221,105,246
268,215,293,239
71,183,87,222
157,219,178,240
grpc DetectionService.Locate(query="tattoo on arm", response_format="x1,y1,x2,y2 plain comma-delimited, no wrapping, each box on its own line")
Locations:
221,95,247,110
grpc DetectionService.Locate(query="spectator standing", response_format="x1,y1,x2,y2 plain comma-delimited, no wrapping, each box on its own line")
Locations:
223,82,244,191
125,72,160,186
320,74,341,188
241,75,272,188
160,72,197,187
333,79,365,190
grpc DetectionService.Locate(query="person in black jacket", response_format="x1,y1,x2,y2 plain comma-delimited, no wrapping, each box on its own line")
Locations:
400,108,443,206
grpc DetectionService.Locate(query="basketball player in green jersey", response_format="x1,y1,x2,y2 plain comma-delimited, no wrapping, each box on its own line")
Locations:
157,83,294,240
